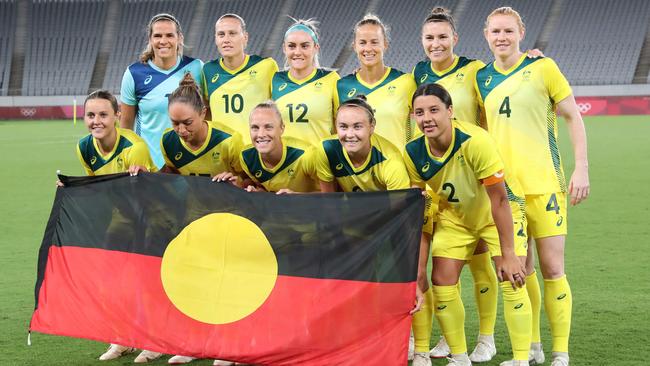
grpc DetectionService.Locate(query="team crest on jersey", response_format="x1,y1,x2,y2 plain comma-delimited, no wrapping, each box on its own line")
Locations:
522,70,532,81
278,83,288,91
347,88,357,98
255,170,263,178
144,75,153,85
421,162,430,173
314,81,323,90
456,154,465,165
420,74,428,83
455,73,465,82
387,85,396,95
175,152,183,161
211,74,219,83
484,75,492,87
90,156,97,165
211,151,221,162
249,70,257,79
287,168,295,177
335,163,344,170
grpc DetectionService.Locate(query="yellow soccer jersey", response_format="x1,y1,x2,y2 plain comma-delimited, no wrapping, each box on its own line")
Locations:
76,127,155,175
240,137,319,193
314,133,410,192
475,55,572,195
413,56,485,125
403,120,506,230
161,121,243,176
334,68,416,149
271,68,340,146
201,55,278,144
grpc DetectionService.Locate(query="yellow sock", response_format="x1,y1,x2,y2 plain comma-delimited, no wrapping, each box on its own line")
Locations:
469,252,498,335
526,271,542,343
500,282,532,361
433,284,466,355
412,288,434,352
544,275,572,353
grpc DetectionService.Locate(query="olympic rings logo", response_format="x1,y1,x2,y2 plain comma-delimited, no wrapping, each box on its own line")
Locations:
21,108,37,117
577,103,592,114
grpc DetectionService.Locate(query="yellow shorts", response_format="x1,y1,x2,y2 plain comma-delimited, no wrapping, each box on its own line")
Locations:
525,192,567,239
431,219,528,260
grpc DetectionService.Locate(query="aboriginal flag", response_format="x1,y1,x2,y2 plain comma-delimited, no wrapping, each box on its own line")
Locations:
30,173,424,365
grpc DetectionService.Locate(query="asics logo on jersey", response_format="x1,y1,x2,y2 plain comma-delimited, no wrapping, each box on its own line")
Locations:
420,74,428,83
437,305,447,310
211,74,219,83
514,303,524,309
484,75,492,87
144,75,153,85
556,216,564,226
174,152,183,161
480,287,489,294
255,170,263,178
335,163,344,170
557,293,567,300
279,83,287,91
347,88,357,98
287,168,295,177
421,162,430,173
90,156,97,165
212,151,220,161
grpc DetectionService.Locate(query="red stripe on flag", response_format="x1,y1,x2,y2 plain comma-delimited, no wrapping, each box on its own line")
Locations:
31,246,414,365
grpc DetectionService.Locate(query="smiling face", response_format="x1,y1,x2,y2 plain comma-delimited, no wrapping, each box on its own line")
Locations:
249,108,284,155
353,24,387,69
215,17,248,58
336,106,374,156
484,14,524,59
413,94,453,141
84,98,119,141
283,30,319,74
149,20,181,61
422,21,457,67
169,102,206,146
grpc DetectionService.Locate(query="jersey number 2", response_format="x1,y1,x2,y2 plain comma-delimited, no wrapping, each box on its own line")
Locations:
222,94,244,113
499,96,512,118
442,182,460,203
287,103,309,123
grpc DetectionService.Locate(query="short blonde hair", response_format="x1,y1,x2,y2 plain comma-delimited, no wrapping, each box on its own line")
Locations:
485,7,526,33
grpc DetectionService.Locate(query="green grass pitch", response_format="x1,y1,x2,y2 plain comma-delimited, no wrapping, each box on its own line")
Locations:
0,116,647,365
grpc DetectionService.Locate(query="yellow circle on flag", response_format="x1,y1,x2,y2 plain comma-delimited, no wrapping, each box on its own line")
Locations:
161,213,278,324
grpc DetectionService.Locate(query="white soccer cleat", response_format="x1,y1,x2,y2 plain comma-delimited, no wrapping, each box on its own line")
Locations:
408,331,415,361
430,336,451,358
529,343,545,365
500,360,529,366
445,353,472,365
550,353,569,366
99,344,135,361
134,350,163,363
413,352,432,366
469,336,496,362
213,360,235,366
168,355,196,364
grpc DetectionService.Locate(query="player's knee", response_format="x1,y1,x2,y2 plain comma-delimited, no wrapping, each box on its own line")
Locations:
540,262,565,279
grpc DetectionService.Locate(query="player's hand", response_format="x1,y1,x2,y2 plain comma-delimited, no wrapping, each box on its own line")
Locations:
569,165,590,206
212,172,238,185
245,185,261,192
129,165,149,176
410,284,424,315
276,188,295,195
55,180,64,187
526,48,545,58
495,254,526,289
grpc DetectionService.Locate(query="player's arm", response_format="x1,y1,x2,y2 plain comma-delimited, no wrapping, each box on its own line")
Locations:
485,180,525,288
200,68,212,121
556,95,589,206
119,69,137,130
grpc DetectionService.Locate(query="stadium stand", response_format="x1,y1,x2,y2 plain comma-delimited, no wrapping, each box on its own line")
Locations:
0,0,16,96
101,0,197,94
22,0,107,96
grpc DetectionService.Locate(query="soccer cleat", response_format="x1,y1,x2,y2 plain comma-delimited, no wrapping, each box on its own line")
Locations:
445,353,472,366
212,360,235,366
499,361,529,366
134,350,163,363
413,352,432,366
168,355,196,364
469,336,496,363
99,344,135,361
430,336,451,358
408,331,415,361
550,353,569,366
529,343,545,365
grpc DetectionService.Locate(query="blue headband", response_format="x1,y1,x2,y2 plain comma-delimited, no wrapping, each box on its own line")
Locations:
284,24,319,45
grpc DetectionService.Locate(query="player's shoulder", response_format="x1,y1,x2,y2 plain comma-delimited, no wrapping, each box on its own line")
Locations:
283,136,312,151
454,119,488,139
404,134,428,160
249,54,278,69
371,133,402,159
118,128,144,144
208,120,238,137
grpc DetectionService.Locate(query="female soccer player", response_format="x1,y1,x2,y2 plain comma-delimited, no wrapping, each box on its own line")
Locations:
334,14,416,149
120,13,203,169
478,8,590,366
73,90,155,362
271,18,340,146
201,14,278,144
215,101,319,193
405,83,531,366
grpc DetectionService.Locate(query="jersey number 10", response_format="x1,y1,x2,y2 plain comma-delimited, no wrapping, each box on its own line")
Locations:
222,94,244,113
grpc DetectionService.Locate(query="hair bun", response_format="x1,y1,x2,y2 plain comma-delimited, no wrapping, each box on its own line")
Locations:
431,7,448,15
179,73,198,88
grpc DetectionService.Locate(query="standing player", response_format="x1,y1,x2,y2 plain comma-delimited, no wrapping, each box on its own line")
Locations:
73,90,155,362
478,7,590,366
406,83,531,366
334,14,416,149
120,13,203,169
201,14,278,144
271,18,340,146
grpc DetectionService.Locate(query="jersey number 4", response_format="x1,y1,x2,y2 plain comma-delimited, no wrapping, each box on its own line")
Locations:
286,103,309,123
222,94,244,113
499,96,512,118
